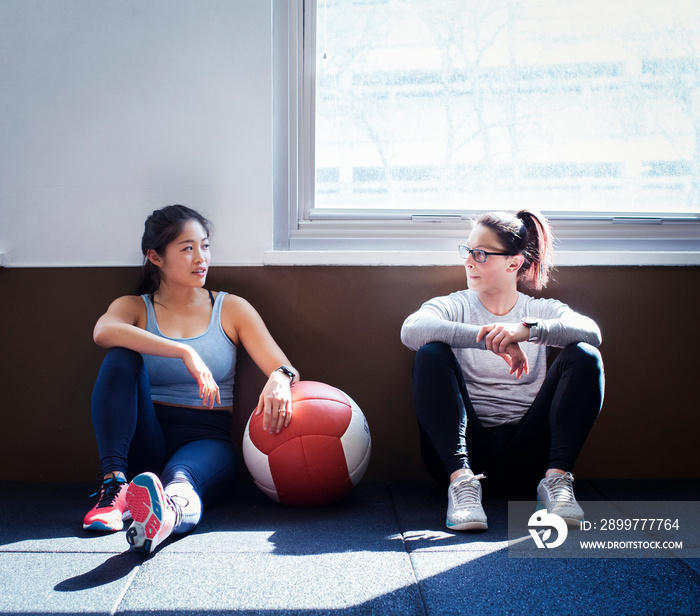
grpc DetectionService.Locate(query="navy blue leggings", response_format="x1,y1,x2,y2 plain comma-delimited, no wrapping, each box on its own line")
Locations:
412,342,604,491
91,347,237,506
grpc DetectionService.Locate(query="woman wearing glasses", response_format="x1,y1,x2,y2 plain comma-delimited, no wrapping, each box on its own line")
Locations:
400,210,604,531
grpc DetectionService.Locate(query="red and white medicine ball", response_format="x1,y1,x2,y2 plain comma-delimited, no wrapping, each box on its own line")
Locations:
242,381,371,506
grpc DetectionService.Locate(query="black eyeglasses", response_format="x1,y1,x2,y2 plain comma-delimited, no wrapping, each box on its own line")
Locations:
458,245,516,263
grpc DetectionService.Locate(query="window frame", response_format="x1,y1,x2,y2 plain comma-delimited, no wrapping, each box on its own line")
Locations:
272,0,700,265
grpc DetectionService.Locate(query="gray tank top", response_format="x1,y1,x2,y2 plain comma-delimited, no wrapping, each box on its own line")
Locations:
141,291,237,407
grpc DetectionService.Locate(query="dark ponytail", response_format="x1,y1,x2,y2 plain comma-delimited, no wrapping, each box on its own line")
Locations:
135,205,212,296
476,209,553,291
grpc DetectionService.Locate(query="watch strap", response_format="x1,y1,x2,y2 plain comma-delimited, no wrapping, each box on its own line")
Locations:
522,317,539,342
526,325,539,342
274,365,296,384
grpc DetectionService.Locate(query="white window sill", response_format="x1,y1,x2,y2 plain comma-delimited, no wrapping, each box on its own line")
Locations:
263,250,700,267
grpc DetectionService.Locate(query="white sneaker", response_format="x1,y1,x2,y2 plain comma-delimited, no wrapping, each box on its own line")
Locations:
446,471,488,531
536,472,584,527
125,472,181,554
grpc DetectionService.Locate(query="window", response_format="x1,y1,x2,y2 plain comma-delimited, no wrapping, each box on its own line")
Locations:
274,0,700,262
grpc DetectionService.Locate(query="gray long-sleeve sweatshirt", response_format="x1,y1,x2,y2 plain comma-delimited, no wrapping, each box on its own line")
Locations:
400,289,601,426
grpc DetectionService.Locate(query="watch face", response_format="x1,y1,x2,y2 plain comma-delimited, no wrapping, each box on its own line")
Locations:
277,366,295,381
523,317,538,327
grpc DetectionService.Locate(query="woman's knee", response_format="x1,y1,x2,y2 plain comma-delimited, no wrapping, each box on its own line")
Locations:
102,347,143,370
413,341,454,374
560,342,604,373
93,348,145,400
558,343,605,402
98,347,144,383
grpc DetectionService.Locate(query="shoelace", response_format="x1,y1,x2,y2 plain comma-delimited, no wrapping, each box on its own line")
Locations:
168,494,188,529
545,472,576,502
451,473,486,505
91,478,126,510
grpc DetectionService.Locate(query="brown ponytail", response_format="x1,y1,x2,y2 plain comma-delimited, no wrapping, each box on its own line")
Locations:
515,209,553,291
476,209,553,291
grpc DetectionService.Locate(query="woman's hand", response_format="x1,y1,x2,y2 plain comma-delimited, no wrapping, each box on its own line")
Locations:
255,370,294,434
496,342,529,378
477,322,530,377
477,322,529,354
179,345,221,408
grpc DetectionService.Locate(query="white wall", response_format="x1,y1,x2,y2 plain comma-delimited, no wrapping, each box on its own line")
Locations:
0,0,273,267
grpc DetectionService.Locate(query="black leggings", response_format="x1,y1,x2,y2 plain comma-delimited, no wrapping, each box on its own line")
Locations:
90,347,238,506
412,341,604,492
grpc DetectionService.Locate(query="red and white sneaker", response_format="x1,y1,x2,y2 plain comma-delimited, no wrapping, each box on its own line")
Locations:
125,472,180,554
83,476,131,532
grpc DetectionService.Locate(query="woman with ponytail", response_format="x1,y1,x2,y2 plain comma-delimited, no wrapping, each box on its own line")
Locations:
401,210,604,531
83,205,299,554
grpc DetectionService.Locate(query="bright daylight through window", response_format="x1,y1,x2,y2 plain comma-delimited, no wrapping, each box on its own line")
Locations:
280,0,700,259
315,0,700,215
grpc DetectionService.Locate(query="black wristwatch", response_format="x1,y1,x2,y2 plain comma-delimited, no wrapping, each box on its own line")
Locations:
274,365,296,385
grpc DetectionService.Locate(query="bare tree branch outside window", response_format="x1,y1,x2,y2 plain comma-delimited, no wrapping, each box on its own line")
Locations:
314,0,700,215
